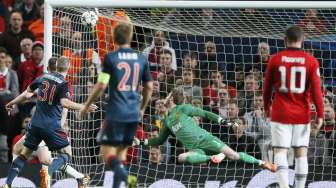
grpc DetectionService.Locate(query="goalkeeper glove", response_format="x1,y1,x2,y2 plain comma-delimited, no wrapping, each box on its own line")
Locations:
133,138,148,146
219,118,239,127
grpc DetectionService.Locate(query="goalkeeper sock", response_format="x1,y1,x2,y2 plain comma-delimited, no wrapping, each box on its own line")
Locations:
6,155,27,186
274,152,289,188
294,157,308,188
61,164,85,179
238,152,260,165
107,156,128,188
185,153,211,164
48,153,69,174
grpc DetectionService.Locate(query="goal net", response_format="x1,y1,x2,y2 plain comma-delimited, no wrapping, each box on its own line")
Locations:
49,5,336,187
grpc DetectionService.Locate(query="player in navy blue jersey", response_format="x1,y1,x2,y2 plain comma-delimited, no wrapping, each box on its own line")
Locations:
8,57,90,188
80,23,153,188
2,57,97,188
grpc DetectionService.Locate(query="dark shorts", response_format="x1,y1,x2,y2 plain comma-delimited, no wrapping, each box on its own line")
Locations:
96,120,138,146
24,124,69,151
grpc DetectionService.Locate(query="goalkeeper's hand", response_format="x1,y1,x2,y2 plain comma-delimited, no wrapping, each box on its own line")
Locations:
133,138,140,146
219,118,239,127
132,138,148,146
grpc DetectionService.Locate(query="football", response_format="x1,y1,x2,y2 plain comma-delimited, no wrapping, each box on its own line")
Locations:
81,11,98,27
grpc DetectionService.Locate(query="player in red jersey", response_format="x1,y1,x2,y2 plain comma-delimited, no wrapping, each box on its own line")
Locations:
263,26,323,188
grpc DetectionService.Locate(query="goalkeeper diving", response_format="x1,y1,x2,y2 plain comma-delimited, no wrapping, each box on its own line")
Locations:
135,88,276,172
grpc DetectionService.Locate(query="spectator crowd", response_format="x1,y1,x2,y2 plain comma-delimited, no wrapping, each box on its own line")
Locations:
0,1,335,174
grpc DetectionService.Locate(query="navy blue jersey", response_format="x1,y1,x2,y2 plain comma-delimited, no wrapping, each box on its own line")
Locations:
29,72,70,129
103,47,152,122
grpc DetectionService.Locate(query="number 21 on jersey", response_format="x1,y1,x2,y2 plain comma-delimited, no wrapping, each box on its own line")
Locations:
279,66,306,93
117,62,139,92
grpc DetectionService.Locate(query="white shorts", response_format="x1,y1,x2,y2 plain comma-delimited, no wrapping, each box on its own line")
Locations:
271,121,310,148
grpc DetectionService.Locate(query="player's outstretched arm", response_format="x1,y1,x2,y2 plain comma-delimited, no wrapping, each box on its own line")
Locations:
5,89,34,112
134,126,171,147
61,98,97,112
140,81,153,117
182,104,222,123
6,76,42,112
80,72,109,117
182,104,219,121
182,104,237,127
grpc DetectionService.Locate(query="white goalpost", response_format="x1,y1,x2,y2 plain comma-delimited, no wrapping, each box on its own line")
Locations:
44,0,336,187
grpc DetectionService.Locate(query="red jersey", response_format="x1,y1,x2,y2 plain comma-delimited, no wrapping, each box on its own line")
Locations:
12,134,24,150
0,74,6,90
203,84,237,106
17,60,44,92
263,47,323,124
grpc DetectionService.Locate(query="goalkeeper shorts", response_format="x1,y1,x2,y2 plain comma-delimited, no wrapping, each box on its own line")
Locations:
197,135,226,154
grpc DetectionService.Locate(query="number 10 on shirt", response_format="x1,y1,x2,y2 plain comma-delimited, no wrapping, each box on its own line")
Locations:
279,66,306,94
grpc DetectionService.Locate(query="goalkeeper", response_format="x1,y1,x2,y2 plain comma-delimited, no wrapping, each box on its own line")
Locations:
135,88,276,172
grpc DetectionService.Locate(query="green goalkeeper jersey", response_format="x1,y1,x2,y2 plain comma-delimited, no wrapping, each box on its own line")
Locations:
148,104,220,150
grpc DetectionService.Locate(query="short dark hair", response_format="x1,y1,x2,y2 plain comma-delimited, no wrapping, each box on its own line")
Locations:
10,10,23,18
238,117,246,126
48,57,58,72
228,100,238,107
182,68,195,77
172,88,185,105
0,47,7,55
211,70,224,76
245,73,257,82
159,48,172,56
184,52,197,60
113,23,133,45
285,25,304,43
235,64,244,72
183,69,199,82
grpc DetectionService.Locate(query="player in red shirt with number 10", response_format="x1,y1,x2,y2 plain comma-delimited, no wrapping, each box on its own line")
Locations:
263,26,323,188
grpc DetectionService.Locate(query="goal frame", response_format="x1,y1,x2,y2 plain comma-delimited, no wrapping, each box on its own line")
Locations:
42,0,336,186
44,0,336,63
